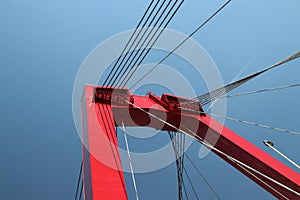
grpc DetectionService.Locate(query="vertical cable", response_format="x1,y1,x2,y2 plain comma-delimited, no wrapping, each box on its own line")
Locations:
121,120,139,200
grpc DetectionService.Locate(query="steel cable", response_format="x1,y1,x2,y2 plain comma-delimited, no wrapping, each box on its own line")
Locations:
182,51,300,106
74,161,83,200
111,0,183,87
107,0,168,86
129,0,232,89
118,0,185,87
103,0,156,86
112,0,173,86
211,83,300,100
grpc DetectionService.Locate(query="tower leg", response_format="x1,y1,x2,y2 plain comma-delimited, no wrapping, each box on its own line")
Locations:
81,85,127,200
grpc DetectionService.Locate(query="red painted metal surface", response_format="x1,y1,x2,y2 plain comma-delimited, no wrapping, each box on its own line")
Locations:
82,85,300,199
81,86,127,200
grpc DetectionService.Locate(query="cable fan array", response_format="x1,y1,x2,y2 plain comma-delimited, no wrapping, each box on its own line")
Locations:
103,0,184,88
168,131,221,200
181,51,300,107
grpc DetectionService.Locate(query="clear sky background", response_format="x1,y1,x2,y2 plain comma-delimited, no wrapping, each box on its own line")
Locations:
1,0,300,199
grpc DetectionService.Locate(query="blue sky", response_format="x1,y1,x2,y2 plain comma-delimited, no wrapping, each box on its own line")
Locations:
1,0,300,199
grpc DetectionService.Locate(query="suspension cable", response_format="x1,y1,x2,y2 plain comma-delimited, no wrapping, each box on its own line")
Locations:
108,0,169,86
113,0,175,86
213,83,300,100
169,132,221,200
180,132,185,199
74,161,83,200
129,0,232,89
121,120,139,200
182,165,200,200
124,100,300,198
181,51,300,106
184,152,221,200
168,131,184,200
119,0,185,87
103,0,156,86
169,131,200,200
79,179,84,200
179,107,300,135
199,139,292,200
182,179,190,200
113,0,184,87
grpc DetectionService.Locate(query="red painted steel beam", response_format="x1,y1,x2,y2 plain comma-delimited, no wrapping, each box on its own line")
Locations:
82,85,300,199
81,86,128,200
